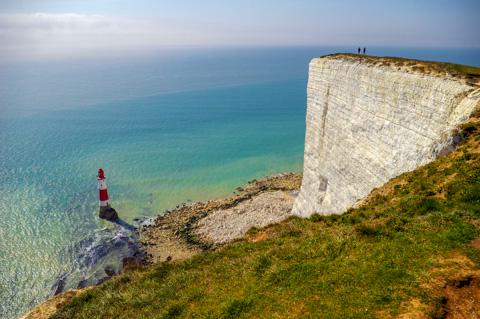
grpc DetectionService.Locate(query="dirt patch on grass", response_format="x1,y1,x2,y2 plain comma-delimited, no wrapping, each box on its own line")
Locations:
441,274,480,319
400,270,480,319
246,230,270,243
419,253,477,306
471,238,480,249
426,253,476,287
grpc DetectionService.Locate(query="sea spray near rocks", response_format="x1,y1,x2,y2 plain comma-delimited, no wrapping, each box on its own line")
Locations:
51,221,141,295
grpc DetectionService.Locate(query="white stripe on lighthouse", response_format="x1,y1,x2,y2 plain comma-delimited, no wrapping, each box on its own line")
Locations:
98,179,107,190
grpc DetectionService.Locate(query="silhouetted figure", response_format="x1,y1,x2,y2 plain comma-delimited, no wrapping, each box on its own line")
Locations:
358,47,361,54
363,47,366,54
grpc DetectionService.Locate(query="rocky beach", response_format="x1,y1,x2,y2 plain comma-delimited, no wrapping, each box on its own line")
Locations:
139,172,302,263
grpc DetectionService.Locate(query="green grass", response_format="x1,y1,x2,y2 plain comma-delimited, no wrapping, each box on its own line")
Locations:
52,116,480,319
324,53,480,80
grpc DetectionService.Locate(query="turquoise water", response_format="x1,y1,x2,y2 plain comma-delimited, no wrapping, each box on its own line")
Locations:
1,47,480,318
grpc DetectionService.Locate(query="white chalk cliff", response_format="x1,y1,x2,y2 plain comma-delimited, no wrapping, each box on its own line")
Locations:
293,54,480,217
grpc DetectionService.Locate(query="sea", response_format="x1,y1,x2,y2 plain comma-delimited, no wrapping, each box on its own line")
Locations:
1,47,479,318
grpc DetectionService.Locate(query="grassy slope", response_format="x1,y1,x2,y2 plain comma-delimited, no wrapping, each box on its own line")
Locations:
52,113,480,319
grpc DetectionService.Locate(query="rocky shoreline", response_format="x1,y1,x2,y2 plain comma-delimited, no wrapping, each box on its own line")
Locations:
139,172,302,263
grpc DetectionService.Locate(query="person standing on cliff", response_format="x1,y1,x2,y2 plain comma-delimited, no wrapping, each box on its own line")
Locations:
358,47,361,54
363,47,366,54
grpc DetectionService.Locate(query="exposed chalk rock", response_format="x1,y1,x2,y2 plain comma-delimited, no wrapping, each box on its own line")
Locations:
195,190,295,244
293,55,480,217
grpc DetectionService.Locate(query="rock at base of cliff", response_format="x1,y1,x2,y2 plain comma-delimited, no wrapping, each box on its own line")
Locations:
99,206,119,222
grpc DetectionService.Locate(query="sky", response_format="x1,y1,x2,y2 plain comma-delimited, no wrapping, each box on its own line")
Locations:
0,0,479,61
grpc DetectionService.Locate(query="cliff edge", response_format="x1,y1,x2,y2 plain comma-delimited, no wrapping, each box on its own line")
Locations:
293,54,480,217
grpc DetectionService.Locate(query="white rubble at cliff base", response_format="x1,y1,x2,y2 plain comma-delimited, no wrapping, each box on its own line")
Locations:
195,190,295,244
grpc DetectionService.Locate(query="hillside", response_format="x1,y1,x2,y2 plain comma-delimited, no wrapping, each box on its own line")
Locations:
48,110,480,318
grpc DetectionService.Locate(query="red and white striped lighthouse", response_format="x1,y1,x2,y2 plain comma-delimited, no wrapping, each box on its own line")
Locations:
96,168,118,221
97,168,109,208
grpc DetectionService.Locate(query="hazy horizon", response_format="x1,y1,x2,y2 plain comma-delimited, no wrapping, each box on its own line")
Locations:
0,0,479,62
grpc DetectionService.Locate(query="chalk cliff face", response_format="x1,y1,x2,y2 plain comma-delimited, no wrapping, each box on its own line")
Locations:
293,55,480,217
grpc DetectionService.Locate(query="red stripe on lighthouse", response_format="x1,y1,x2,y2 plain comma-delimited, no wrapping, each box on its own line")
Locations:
99,189,109,201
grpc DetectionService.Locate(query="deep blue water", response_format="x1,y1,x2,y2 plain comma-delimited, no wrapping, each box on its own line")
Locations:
1,47,479,318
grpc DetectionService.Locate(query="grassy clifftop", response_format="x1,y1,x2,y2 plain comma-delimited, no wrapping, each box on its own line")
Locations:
323,53,480,86
51,111,480,318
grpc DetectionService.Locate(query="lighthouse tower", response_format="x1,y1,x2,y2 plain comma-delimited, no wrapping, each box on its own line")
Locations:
97,168,109,207
97,168,118,221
